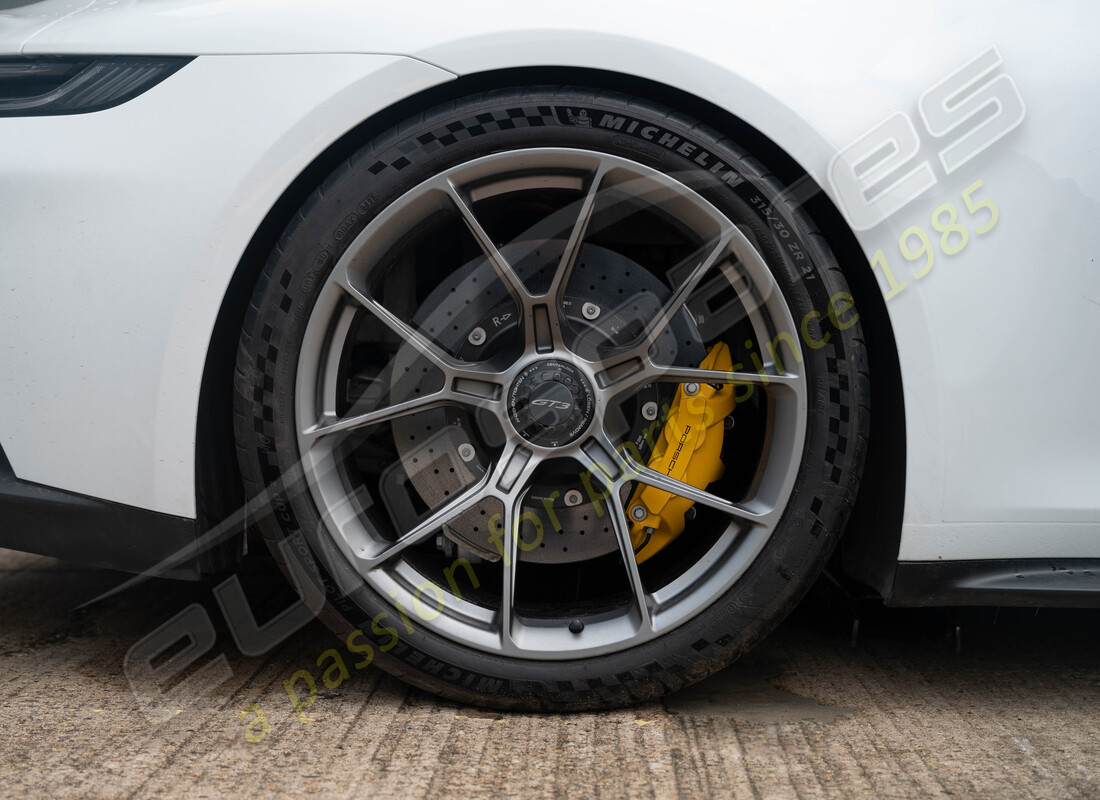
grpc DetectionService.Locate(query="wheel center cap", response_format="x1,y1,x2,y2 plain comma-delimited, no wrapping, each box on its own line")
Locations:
508,360,595,447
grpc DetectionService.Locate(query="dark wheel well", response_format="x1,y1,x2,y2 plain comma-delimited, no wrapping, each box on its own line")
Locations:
195,66,905,591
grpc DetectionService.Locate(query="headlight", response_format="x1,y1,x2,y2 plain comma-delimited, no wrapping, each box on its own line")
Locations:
0,56,193,117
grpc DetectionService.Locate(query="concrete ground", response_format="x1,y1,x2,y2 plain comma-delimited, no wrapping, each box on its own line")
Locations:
0,547,1097,800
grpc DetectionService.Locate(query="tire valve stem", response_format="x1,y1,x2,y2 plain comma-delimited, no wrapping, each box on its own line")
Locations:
569,619,585,634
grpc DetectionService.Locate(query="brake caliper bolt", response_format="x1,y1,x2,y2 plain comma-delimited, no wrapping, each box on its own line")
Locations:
568,619,585,634
630,504,648,522
641,401,658,421
683,382,700,396
457,443,476,462
564,489,583,507
467,326,486,346
581,302,600,320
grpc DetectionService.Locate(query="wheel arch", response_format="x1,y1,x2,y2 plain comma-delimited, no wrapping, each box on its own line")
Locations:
195,66,906,594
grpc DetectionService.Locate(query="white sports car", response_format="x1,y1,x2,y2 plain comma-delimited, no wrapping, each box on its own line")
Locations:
1,0,1097,710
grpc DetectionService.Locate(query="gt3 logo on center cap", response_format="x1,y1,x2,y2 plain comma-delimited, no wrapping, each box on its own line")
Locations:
530,398,572,410
527,381,576,427
508,359,595,446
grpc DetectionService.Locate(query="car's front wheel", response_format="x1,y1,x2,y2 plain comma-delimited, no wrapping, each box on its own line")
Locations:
234,87,869,710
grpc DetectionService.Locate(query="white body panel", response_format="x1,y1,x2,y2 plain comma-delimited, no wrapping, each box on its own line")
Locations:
0,0,1096,560
0,53,453,514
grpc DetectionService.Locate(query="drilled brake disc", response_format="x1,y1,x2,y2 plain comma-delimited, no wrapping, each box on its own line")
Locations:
388,241,705,563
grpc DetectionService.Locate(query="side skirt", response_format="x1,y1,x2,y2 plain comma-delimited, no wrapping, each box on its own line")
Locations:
0,445,201,579
888,559,1100,608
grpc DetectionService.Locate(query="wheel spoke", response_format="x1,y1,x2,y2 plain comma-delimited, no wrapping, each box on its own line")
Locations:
574,436,623,488
643,364,800,389
334,269,458,373
527,302,558,354
357,436,540,574
624,459,775,528
498,491,522,652
491,441,536,495
358,474,492,570
576,439,653,631
444,179,530,307
547,163,607,303
594,352,801,398
490,444,541,653
302,391,452,444
633,231,733,352
605,494,654,631
334,266,507,391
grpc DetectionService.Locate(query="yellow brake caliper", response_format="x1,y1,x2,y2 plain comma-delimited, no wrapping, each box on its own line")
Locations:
627,342,736,563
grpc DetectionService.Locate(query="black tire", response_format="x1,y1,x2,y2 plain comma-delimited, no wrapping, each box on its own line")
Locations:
233,86,870,711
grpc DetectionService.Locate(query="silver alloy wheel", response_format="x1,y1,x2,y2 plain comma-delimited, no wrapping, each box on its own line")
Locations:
294,147,808,660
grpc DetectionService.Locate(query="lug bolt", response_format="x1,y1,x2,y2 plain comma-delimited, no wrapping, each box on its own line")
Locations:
630,504,648,521
457,443,476,462
683,383,700,396
641,401,658,421
467,326,486,346
581,302,601,320
564,489,583,507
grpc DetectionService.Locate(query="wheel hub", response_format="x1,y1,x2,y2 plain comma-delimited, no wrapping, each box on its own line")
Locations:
508,360,595,447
